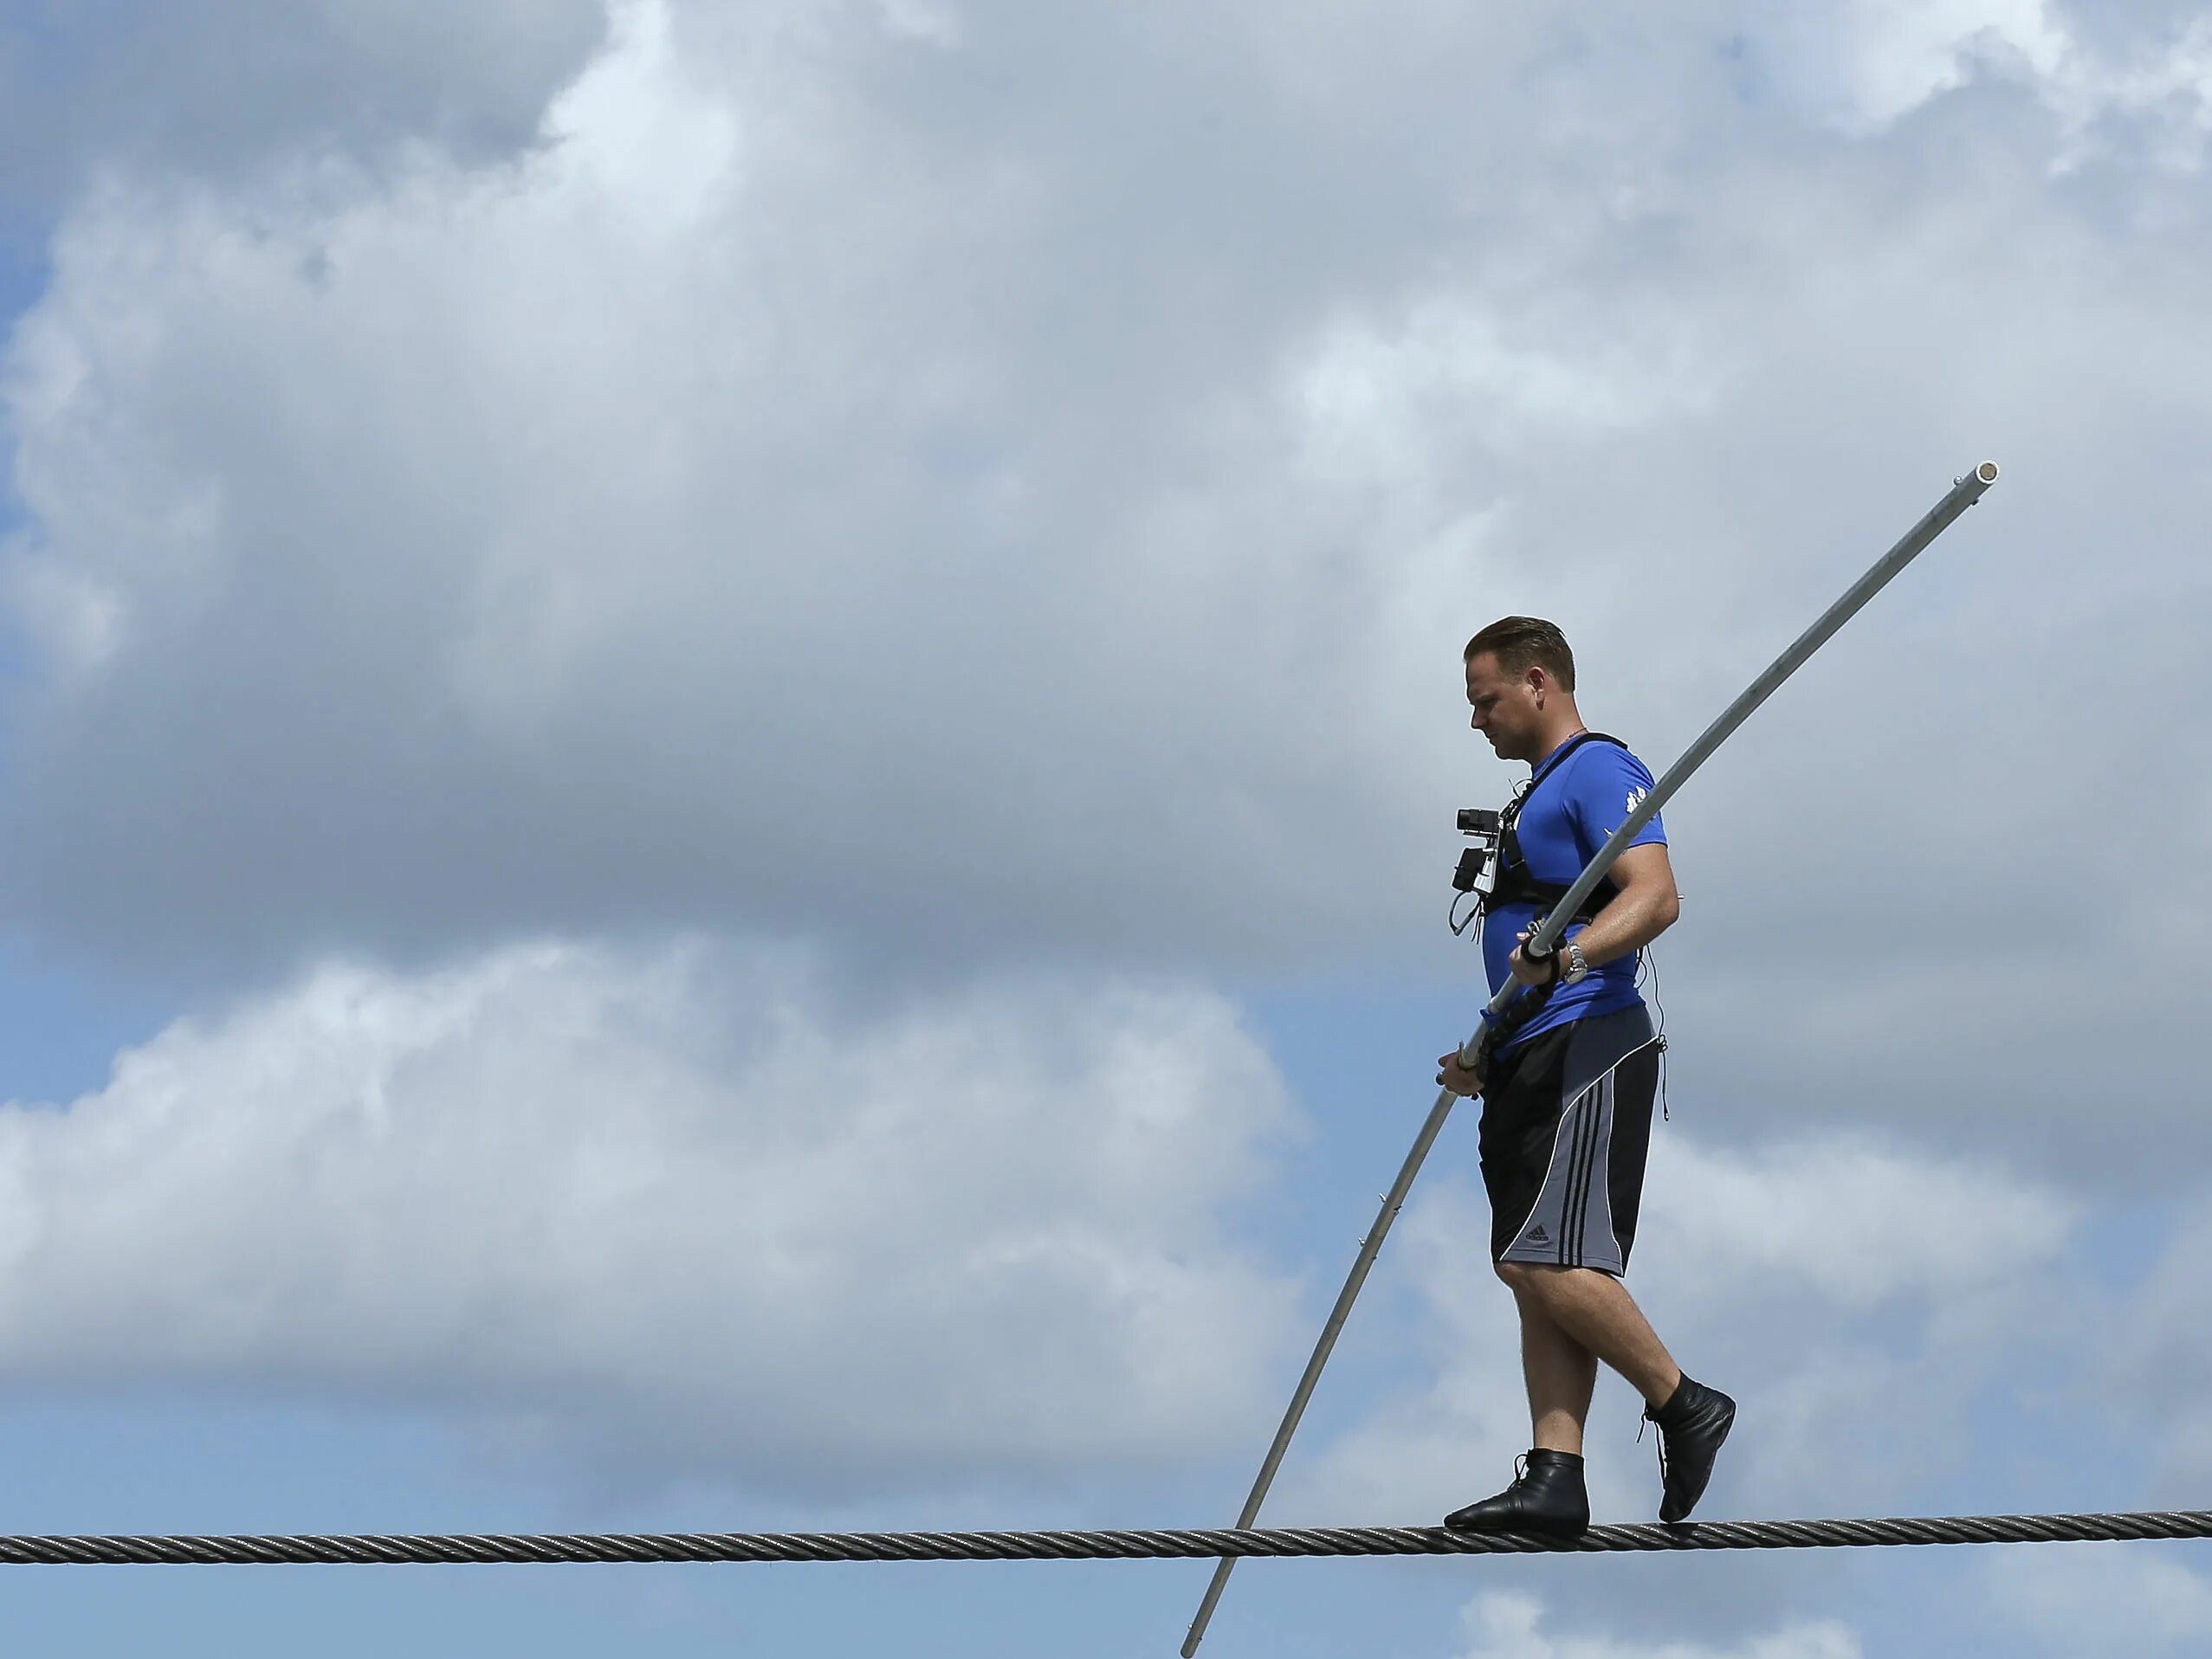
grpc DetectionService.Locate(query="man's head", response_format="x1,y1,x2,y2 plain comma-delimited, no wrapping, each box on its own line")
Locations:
1464,616,1580,763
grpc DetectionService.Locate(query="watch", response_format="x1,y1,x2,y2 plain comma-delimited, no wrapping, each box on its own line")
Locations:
1559,941,1590,985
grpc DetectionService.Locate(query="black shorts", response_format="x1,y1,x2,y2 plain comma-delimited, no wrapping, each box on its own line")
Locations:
1478,1005,1660,1276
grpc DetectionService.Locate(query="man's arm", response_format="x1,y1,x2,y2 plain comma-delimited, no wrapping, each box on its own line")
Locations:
1568,842,1678,966
1508,842,1679,984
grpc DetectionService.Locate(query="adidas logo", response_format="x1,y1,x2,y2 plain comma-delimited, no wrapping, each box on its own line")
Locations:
1527,1224,1550,1244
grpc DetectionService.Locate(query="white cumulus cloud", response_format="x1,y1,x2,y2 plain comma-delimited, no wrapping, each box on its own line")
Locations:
0,940,1301,1495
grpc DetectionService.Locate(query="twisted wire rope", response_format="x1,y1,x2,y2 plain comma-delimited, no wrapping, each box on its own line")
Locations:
2,1511,2208,1565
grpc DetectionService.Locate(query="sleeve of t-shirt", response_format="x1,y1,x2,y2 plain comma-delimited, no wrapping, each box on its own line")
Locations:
1565,744,1666,862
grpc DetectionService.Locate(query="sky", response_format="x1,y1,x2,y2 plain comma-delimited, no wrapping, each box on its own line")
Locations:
3,0,2212,1652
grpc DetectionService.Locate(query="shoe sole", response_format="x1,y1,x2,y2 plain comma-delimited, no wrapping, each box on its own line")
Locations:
1440,1515,1590,1540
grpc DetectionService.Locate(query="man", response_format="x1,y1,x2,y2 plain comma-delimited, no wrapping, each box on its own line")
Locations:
1434,616,1733,1538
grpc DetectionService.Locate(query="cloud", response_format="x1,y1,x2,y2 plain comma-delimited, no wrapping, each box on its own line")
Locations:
1729,0,2069,132
0,0,608,205
1454,1591,1859,1659
2089,1184,2212,1492
1983,1545,2212,1654
3,20,2211,1659
7,0,2212,1197
0,24,2208,1659
0,939,1301,1496
1636,1131,2077,1309
0,0,1499,983
1726,0,2212,165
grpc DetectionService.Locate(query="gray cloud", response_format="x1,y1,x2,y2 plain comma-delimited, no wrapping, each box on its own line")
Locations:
4,0,2212,1190
0,0,606,207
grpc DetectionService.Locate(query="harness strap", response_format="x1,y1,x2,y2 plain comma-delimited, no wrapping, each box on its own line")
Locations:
1484,732,1628,926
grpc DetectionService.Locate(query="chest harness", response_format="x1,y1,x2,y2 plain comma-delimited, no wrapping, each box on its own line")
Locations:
1482,731,1628,927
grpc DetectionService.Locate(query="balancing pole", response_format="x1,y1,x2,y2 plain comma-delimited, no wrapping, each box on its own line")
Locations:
1181,462,2002,1656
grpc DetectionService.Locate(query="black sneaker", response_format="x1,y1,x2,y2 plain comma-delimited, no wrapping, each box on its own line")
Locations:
1442,1449,1590,1540
1644,1374,1735,1524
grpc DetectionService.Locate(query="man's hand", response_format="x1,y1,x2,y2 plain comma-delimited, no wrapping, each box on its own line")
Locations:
1436,1048,1485,1097
1508,926,1560,988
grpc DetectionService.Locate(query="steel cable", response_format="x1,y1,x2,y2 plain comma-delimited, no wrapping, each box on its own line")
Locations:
0,1509,2206,1565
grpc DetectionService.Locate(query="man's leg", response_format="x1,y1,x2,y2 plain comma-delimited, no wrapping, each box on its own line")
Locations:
1511,1288,1598,1454
1452,1015,1728,1533
1499,1262,1681,1410
1501,1260,1732,1525
1442,1289,1595,1539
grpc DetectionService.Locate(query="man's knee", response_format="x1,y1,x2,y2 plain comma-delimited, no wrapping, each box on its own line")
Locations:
1495,1259,1546,1293
1497,1259,1587,1297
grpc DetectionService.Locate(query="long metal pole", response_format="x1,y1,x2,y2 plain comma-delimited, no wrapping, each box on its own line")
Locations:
1180,462,2000,1657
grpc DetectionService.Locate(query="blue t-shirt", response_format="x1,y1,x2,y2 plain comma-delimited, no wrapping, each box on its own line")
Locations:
1480,735,1666,1050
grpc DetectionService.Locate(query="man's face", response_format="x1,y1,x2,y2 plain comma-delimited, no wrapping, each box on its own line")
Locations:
1465,651,1539,762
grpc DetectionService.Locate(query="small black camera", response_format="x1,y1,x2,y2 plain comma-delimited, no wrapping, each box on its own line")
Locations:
1452,807,1503,894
